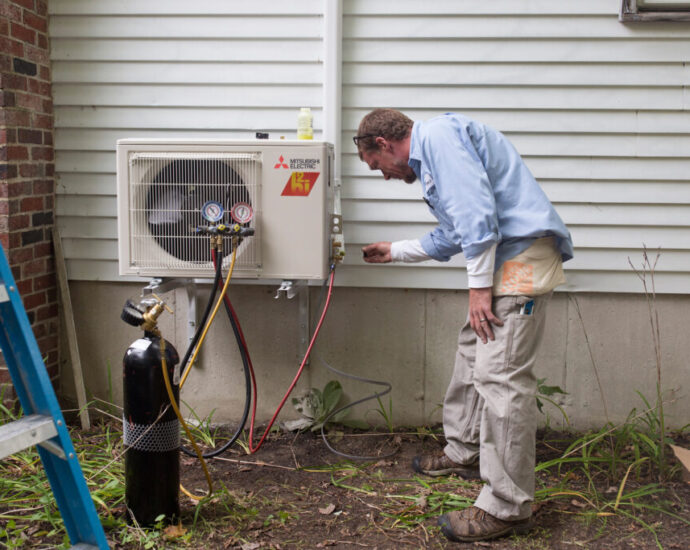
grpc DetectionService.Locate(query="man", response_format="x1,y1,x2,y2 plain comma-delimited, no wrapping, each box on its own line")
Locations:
355,109,573,542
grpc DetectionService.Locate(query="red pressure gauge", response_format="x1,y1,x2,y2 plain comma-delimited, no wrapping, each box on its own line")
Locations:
230,202,253,224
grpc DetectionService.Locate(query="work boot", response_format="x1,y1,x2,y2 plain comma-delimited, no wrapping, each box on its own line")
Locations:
438,506,533,542
411,452,480,479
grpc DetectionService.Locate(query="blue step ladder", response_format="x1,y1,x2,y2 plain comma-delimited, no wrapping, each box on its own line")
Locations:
0,246,108,550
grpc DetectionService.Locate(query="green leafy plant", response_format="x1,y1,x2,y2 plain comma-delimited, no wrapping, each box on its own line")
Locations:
285,380,351,432
536,377,569,425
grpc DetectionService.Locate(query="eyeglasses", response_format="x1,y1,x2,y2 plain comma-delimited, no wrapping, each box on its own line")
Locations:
352,134,379,146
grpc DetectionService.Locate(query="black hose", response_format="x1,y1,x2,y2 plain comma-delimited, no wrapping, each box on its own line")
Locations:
309,271,397,460
317,353,396,461
180,248,253,458
178,249,224,385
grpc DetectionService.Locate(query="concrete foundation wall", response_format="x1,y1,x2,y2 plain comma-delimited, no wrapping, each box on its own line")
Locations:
61,281,688,431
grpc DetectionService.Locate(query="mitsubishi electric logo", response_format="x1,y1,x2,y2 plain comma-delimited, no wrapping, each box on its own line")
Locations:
290,157,320,170
274,155,321,170
274,154,322,197
274,155,289,169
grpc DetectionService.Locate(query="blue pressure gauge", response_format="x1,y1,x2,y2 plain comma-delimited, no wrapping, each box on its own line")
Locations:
201,201,224,223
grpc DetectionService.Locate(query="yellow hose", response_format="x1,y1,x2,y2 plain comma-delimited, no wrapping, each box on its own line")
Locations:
158,332,213,501
155,241,238,501
179,245,237,389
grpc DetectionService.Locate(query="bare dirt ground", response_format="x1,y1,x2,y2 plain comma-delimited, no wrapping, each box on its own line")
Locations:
2,421,688,549
172,427,690,550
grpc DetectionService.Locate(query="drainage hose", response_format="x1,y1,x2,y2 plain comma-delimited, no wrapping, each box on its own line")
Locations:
316,353,395,461
307,277,396,461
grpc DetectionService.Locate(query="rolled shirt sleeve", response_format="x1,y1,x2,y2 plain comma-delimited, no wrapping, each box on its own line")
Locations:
391,239,431,263
466,243,496,288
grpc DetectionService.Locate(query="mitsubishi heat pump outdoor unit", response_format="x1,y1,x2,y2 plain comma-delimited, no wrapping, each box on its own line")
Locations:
116,139,335,280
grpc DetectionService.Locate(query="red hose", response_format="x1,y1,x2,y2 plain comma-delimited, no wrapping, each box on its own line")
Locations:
213,251,335,454
247,268,335,452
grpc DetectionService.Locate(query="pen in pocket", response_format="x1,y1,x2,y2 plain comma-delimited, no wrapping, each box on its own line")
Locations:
520,300,534,315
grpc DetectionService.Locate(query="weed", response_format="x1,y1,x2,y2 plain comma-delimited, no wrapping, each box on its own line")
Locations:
371,394,394,433
285,380,355,432
380,476,475,528
1,412,686,548
179,402,224,449
511,526,552,549
537,399,673,484
536,409,689,549
233,429,252,454
414,424,443,441
536,377,569,427
629,247,670,481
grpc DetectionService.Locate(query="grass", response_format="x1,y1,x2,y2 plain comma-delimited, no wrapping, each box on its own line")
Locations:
2,278,686,548
533,402,689,549
0,403,687,548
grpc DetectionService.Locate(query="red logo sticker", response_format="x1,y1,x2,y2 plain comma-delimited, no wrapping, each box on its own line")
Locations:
274,155,289,169
281,172,319,197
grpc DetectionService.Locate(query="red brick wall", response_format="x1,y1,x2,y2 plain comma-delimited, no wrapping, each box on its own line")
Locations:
0,0,57,395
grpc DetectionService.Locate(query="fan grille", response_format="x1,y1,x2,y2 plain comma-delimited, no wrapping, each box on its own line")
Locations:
128,152,261,274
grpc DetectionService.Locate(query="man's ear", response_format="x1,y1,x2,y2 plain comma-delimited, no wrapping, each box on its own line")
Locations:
375,136,388,151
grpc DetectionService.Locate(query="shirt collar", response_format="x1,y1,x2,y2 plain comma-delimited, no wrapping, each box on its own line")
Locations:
408,121,422,177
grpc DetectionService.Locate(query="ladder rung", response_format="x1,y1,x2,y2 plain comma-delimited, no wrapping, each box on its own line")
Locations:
0,414,57,460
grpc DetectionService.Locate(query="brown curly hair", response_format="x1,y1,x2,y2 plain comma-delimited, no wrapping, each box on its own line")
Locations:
356,109,413,158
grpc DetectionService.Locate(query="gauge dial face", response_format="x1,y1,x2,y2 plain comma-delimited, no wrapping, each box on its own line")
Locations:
231,202,254,224
201,201,224,222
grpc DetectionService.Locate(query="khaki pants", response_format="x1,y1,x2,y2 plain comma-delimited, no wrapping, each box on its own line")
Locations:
442,292,552,520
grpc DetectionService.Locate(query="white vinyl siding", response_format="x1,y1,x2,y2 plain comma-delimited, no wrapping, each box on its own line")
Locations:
49,0,324,281
336,0,690,293
50,0,690,293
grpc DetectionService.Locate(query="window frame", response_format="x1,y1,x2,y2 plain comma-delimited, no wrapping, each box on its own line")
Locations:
620,0,690,21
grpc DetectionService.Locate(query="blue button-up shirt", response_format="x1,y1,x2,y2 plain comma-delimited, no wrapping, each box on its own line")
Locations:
408,113,574,270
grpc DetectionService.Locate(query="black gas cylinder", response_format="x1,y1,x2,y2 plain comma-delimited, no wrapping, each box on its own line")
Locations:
123,332,180,526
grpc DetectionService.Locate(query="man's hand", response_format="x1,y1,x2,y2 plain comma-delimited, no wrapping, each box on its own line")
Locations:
362,242,392,263
469,287,503,344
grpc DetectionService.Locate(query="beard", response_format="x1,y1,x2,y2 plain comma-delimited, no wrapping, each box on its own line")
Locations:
403,169,417,184
392,158,417,183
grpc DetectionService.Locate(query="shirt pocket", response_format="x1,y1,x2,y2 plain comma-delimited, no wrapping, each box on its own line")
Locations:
423,172,435,192
423,177,439,210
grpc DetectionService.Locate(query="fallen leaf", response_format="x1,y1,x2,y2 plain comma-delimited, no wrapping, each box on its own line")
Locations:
241,543,261,550
670,444,690,482
571,499,587,508
163,523,187,539
319,503,336,515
